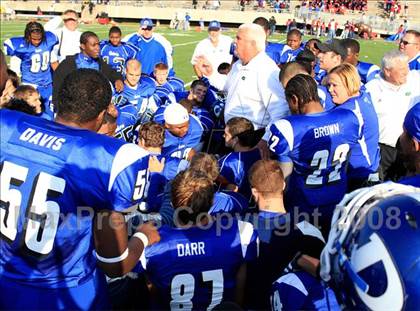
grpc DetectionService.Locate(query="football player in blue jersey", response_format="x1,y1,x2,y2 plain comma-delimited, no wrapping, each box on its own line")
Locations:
398,102,420,187
137,121,188,212
178,99,215,137
114,59,159,142
138,169,258,309
219,117,262,201
279,29,305,65
100,26,138,74
399,30,420,71
341,38,381,83
161,103,204,160
3,21,59,119
53,31,124,107
268,74,361,234
245,160,326,309
157,152,249,226
253,17,290,66
124,18,169,76
153,63,184,90
328,63,381,190
320,183,420,311
0,69,160,310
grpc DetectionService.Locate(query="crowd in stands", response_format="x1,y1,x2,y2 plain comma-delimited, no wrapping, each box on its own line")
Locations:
301,0,368,13
1,8,419,311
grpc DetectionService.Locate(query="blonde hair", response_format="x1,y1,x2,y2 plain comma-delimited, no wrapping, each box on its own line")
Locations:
329,63,361,97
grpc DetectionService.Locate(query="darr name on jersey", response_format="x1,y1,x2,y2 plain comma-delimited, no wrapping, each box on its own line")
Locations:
19,127,66,151
313,123,340,139
177,242,205,257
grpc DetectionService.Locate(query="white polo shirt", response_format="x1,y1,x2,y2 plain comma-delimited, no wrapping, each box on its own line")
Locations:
191,34,233,71
365,70,420,147
222,51,289,139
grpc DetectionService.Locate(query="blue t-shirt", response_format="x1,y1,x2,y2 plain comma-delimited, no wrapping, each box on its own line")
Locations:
335,92,380,179
99,41,138,73
0,109,150,289
218,148,262,201
271,272,340,311
268,108,361,208
357,61,380,84
126,34,168,75
161,115,204,159
138,219,258,310
3,31,58,86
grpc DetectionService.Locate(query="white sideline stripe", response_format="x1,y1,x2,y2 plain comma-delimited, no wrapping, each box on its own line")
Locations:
173,40,201,47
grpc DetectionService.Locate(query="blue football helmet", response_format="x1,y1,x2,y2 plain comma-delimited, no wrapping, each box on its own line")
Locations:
320,182,420,310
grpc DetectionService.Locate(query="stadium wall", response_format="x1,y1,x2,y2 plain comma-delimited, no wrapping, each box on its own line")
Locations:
2,1,419,34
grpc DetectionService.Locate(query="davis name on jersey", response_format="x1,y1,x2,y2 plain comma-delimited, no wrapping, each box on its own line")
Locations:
0,109,149,288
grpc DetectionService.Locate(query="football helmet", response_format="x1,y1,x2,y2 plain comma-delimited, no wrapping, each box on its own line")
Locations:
320,182,420,310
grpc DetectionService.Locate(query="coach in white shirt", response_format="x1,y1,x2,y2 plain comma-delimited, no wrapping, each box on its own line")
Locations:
45,10,81,63
191,20,233,77
196,23,289,157
365,49,420,180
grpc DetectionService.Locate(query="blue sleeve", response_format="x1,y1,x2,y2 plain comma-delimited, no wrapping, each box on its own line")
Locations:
3,37,21,57
126,43,138,59
268,122,293,162
108,146,150,211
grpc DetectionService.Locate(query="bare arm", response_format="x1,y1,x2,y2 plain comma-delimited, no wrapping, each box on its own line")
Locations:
94,210,160,278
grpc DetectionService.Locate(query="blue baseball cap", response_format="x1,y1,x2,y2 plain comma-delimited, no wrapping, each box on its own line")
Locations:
208,20,221,31
403,103,420,141
140,18,154,29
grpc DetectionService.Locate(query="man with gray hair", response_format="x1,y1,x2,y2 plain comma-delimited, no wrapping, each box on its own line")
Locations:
365,49,420,180
196,23,289,157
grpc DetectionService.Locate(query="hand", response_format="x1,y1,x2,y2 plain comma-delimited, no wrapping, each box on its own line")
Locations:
137,222,161,246
194,55,213,77
148,156,165,173
225,183,239,192
256,139,270,160
114,79,124,93
0,79,16,107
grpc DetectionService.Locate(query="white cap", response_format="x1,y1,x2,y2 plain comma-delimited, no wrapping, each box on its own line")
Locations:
164,103,189,125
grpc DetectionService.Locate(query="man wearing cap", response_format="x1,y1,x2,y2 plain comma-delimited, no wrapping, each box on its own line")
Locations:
315,39,347,83
398,102,420,187
191,20,233,78
45,9,82,63
365,50,420,181
162,103,204,160
124,18,172,76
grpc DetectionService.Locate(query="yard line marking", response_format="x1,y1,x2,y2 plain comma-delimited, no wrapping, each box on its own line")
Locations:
173,40,201,47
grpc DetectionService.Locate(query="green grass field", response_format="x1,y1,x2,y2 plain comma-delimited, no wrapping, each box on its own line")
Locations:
1,19,399,84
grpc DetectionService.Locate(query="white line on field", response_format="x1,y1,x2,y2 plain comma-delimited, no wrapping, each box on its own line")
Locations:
173,40,201,47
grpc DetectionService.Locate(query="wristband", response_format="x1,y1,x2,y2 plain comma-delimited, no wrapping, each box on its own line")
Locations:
132,232,149,247
95,248,129,264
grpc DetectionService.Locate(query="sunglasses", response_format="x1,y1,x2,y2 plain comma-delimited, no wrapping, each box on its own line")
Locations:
142,26,153,31
64,18,78,22
400,40,417,46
